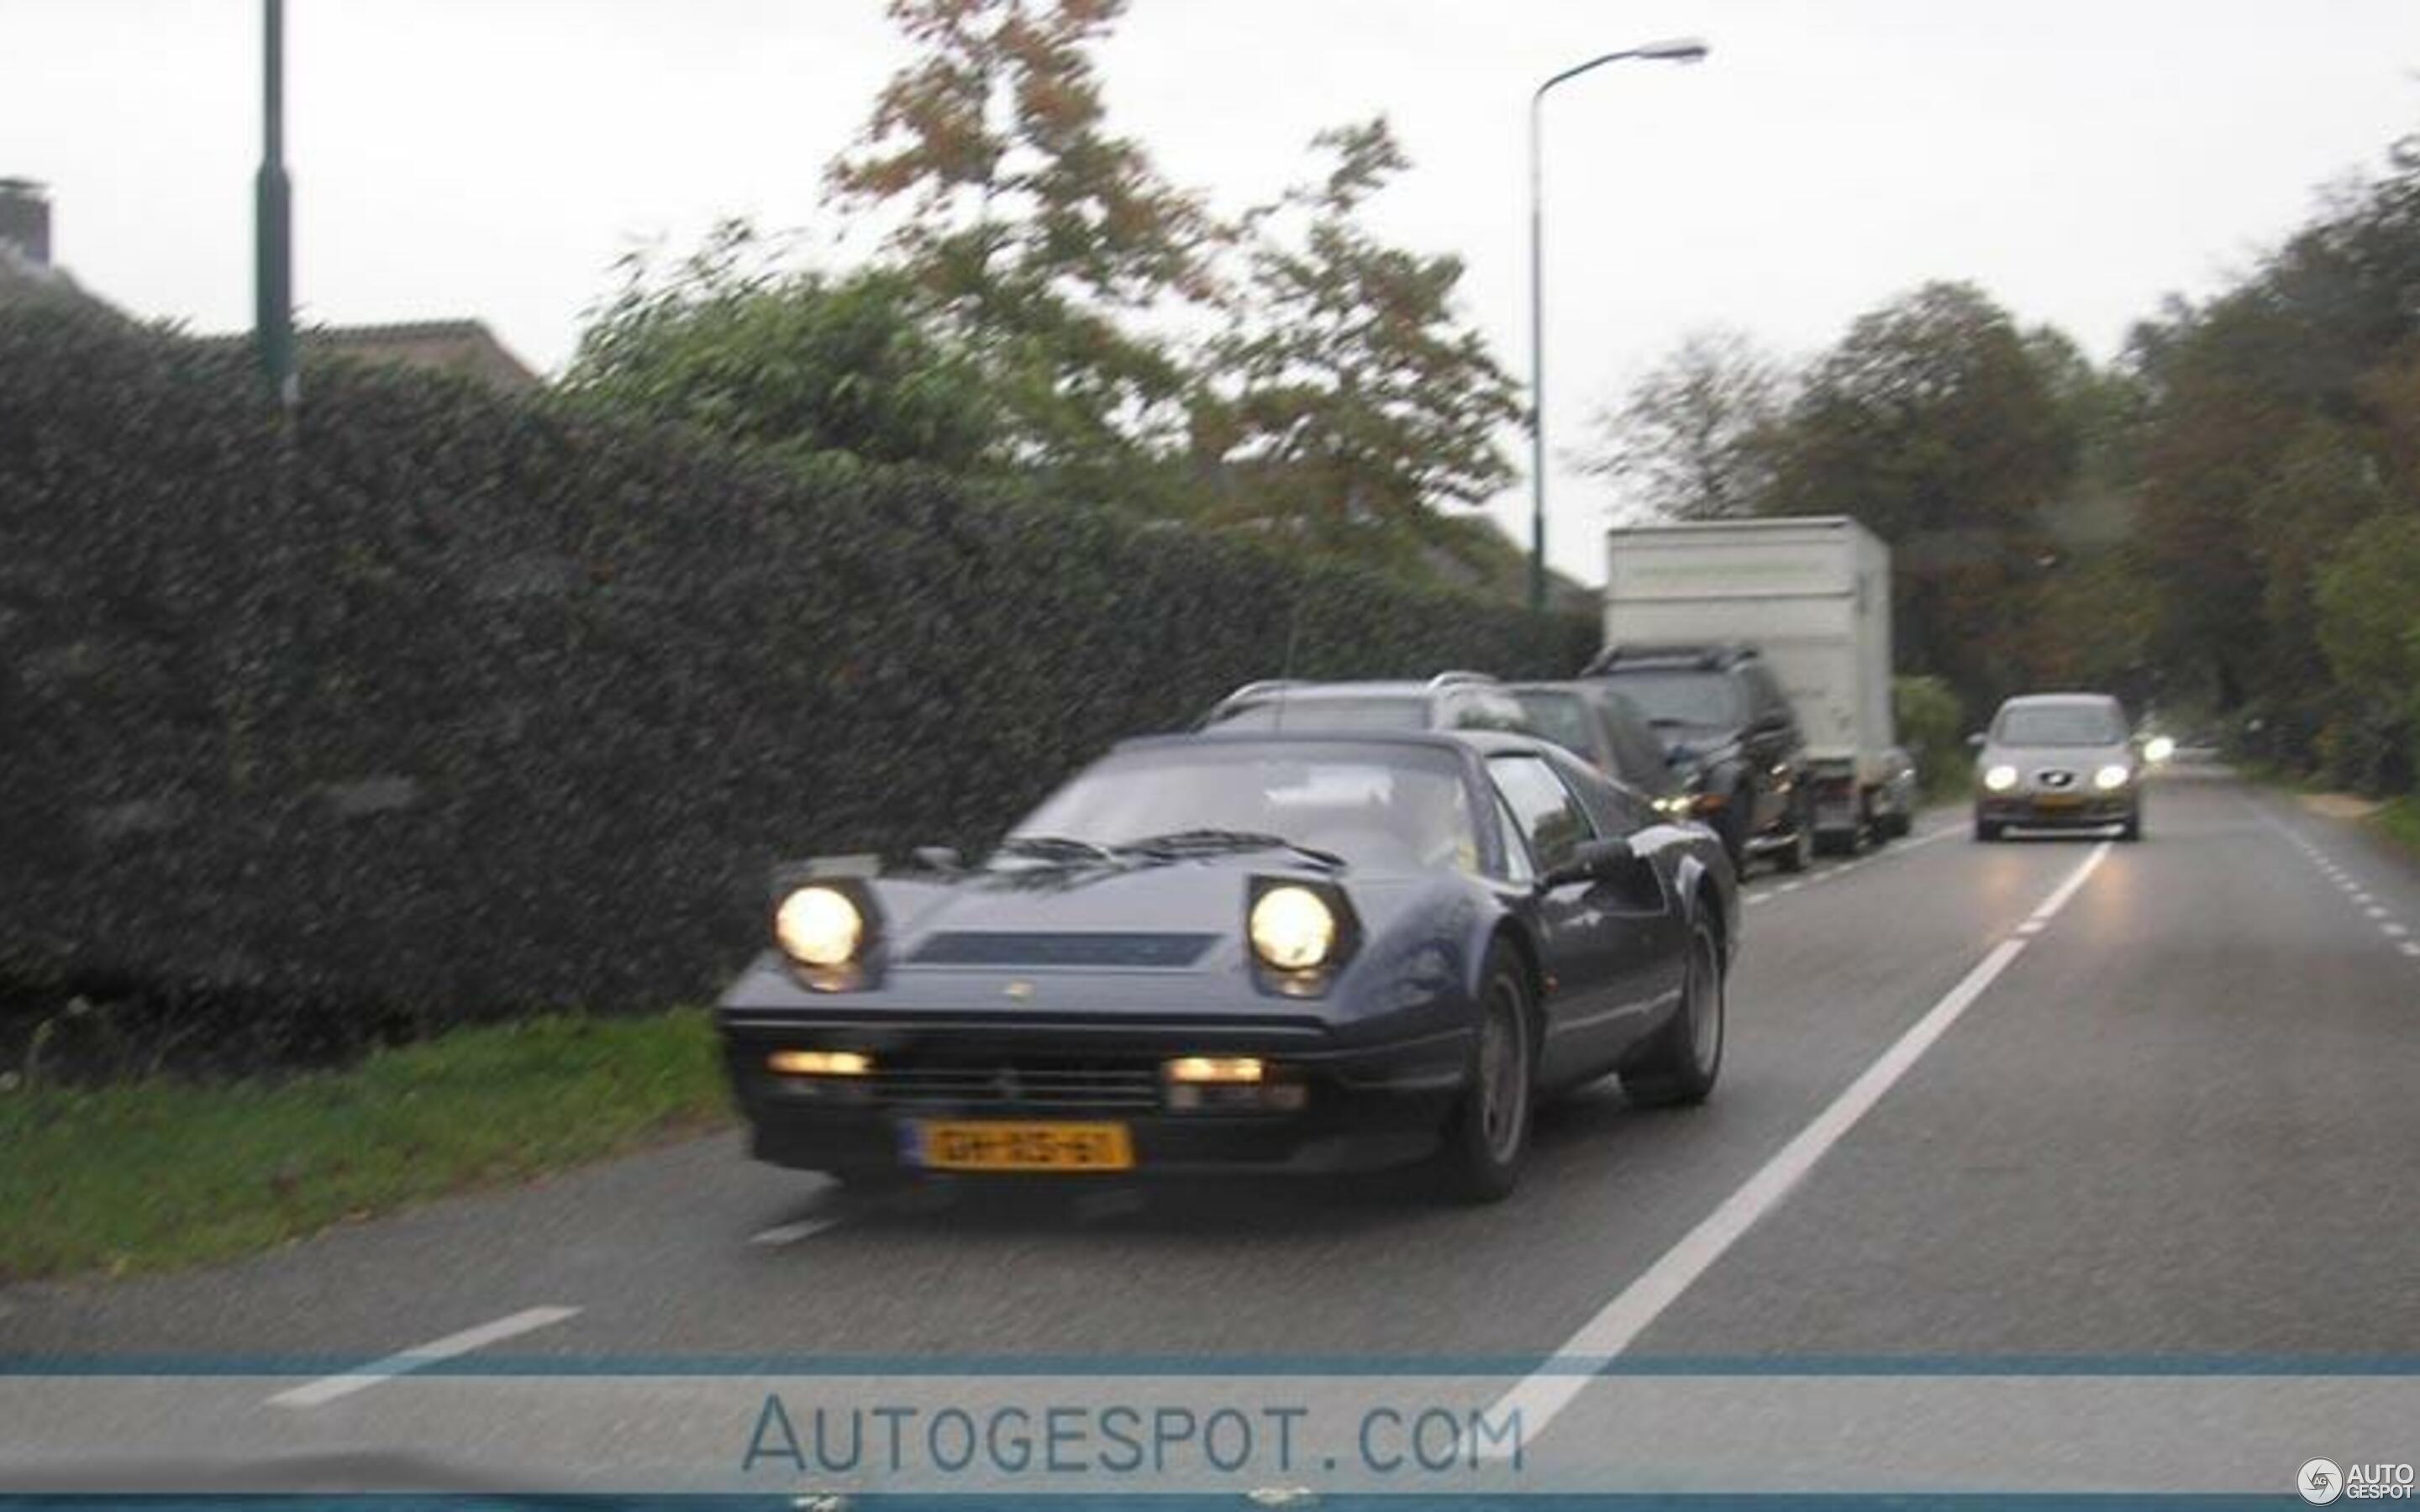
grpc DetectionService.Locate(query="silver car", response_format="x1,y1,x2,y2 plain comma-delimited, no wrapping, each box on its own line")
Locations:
1970,693,2144,842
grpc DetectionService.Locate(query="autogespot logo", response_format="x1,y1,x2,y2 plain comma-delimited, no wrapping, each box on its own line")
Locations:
2305,1457,2420,1503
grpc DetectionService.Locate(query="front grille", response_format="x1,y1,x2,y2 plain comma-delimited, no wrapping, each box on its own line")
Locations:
870,1057,1163,1112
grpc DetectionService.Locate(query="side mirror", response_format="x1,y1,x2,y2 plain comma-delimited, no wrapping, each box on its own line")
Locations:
912,845,964,874
1541,836,1641,890
1965,732,1986,750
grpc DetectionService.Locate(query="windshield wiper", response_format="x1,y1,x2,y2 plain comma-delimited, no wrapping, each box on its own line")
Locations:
1117,829,1347,869
994,834,1121,864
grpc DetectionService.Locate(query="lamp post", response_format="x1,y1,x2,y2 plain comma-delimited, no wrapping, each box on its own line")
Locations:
255,0,296,410
1528,37,1707,613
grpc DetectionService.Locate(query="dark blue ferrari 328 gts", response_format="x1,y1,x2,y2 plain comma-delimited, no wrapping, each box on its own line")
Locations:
717,730,1738,1202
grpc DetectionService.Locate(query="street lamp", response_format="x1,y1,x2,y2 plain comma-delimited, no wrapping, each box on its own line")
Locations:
1528,37,1707,613
255,0,296,411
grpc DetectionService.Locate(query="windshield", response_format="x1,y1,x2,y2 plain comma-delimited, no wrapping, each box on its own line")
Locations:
1594,669,1743,729
1995,704,2125,747
1008,743,1476,873
1207,696,1429,732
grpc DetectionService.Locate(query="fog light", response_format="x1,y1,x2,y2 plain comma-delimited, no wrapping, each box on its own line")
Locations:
1166,1056,1265,1084
768,1049,873,1076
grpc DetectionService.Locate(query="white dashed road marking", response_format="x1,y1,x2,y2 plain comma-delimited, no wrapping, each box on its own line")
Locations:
750,1217,842,1247
266,1305,581,1408
2260,806,2418,969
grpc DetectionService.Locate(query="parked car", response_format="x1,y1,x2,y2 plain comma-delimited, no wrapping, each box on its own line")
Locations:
1582,643,1815,874
1970,692,2144,841
718,729,1738,1203
1197,672,1528,734
1508,680,1691,816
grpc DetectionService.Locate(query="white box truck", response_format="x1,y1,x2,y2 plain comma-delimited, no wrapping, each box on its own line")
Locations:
1601,517,1912,849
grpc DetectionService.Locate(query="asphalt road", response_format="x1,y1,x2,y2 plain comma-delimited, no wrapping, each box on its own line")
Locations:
6,764,2418,1494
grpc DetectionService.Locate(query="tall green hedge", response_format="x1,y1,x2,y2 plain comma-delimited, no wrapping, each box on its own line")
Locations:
0,305,1593,1076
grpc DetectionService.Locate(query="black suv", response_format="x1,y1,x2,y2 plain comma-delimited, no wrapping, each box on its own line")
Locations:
1581,643,1813,873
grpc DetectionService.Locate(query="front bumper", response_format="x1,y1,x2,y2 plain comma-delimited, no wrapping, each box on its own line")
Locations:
1976,790,2138,827
718,1014,1472,1179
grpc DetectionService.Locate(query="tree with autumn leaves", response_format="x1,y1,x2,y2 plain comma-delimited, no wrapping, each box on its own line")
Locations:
1587,130,2420,794
571,0,1521,585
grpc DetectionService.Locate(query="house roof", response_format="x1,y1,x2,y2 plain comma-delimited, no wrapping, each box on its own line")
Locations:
299,318,540,390
0,239,112,312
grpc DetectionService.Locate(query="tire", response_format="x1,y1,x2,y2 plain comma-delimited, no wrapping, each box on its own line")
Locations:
1973,811,2002,843
1712,790,1753,876
1817,816,1866,857
1622,915,1725,1107
2118,805,2142,842
1775,796,1814,873
1434,946,1537,1204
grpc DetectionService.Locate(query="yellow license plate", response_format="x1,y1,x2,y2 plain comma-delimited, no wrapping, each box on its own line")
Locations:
2033,792,2085,809
912,1121,1134,1173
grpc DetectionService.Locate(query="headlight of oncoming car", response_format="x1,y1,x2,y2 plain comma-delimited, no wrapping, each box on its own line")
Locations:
776,885,864,966
1983,764,2019,792
1249,885,1336,970
2094,763,2132,790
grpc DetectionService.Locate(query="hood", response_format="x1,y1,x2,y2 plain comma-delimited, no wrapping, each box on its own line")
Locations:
1980,742,2133,774
733,853,1488,1023
876,858,1272,969
868,854,1442,975
1660,727,1739,772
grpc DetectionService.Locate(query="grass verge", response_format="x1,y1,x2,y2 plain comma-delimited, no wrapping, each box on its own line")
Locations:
0,1009,729,1283
2376,794,2420,862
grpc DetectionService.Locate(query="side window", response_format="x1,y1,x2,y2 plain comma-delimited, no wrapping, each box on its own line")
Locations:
1560,748,1649,837
1493,792,1536,884
1607,708,1676,794
1746,665,1791,727
1451,692,1526,732
1489,755,1596,875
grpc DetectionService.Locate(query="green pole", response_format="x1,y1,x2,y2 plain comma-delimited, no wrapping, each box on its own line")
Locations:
255,0,296,409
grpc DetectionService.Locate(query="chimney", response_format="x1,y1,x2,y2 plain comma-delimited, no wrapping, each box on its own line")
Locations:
0,178,52,266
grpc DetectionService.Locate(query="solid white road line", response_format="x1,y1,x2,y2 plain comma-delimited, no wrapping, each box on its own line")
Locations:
750,1217,842,1247
1481,841,2115,1452
266,1305,581,1408
2028,842,2114,921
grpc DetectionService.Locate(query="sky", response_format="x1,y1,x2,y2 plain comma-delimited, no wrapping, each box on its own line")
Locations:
8,0,2420,582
